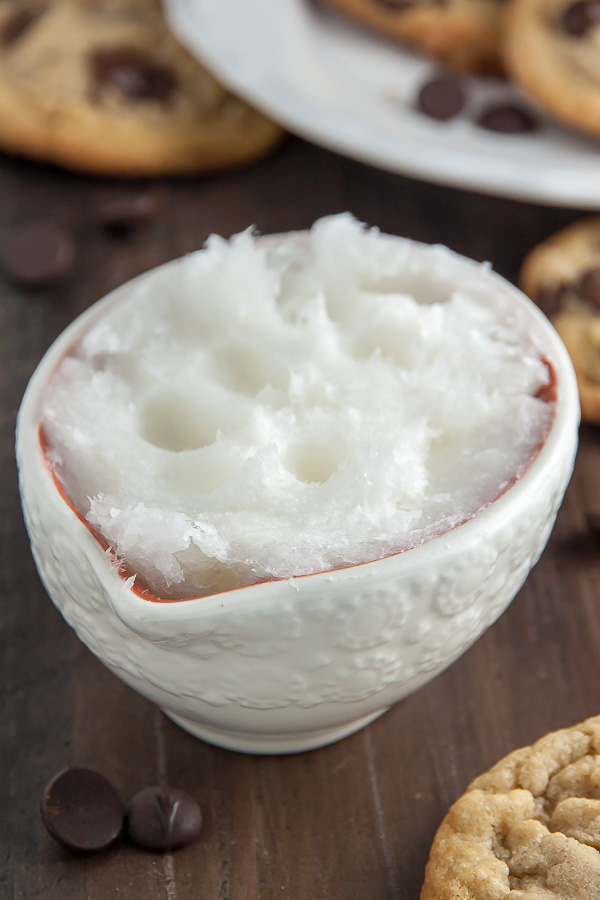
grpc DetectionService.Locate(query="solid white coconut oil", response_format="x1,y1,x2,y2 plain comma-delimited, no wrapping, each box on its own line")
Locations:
40,214,554,599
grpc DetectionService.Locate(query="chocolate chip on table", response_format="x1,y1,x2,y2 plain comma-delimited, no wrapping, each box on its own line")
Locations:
562,0,600,36
0,3,47,47
477,103,538,134
0,220,75,288
416,73,466,121
577,266,600,308
98,193,160,237
126,786,202,852
89,48,177,103
40,768,124,853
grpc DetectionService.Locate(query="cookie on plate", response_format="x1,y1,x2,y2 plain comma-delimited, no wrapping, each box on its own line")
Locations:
503,0,600,140
0,0,283,176
321,0,505,74
421,715,600,899
520,217,600,423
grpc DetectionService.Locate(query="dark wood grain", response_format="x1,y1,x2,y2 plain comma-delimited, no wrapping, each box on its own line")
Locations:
0,138,596,900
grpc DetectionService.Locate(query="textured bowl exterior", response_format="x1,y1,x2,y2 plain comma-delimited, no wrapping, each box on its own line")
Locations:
16,254,580,754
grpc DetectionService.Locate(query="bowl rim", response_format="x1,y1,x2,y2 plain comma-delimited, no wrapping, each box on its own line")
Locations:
16,231,581,621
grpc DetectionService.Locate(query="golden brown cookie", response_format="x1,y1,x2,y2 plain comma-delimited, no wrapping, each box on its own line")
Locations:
321,0,506,75
520,217,600,424
0,0,282,176
503,0,600,140
421,715,600,900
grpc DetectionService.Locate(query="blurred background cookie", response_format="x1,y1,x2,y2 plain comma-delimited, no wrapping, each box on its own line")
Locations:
0,0,283,176
321,0,505,74
503,0,600,140
422,715,600,899
521,217,600,423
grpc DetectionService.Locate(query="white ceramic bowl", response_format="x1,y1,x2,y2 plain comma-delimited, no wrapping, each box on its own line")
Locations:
17,241,580,754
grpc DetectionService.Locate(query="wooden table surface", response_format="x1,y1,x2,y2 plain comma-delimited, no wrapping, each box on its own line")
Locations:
1,137,598,900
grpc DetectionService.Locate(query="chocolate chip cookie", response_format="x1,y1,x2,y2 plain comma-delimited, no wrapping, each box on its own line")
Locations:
521,217,600,423
503,0,600,139
422,715,600,899
321,0,505,74
0,0,282,176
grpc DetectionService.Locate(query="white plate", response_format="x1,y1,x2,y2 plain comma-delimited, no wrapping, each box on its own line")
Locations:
166,0,600,208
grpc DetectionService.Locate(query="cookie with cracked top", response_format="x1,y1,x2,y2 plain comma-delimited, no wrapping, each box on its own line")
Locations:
503,0,600,139
421,715,600,899
520,217,600,423
321,0,506,74
0,0,282,176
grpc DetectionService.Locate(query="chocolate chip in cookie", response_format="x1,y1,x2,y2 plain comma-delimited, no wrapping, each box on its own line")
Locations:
89,47,177,103
562,0,600,36
535,282,566,318
372,0,417,10
577,266,600,308
0,3,47,47
374,0,445,9
536,267,600,315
